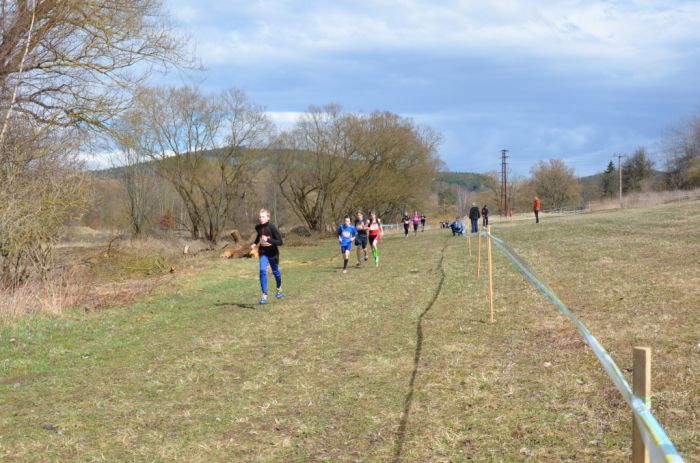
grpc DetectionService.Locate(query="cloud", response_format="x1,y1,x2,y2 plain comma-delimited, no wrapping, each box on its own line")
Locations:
159,0,700,177
166,0,700,81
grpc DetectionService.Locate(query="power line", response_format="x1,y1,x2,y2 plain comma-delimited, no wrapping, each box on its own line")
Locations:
500,149,508,216
616,154,626,207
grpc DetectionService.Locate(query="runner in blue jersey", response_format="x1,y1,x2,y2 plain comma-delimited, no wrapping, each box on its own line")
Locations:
337,215,357,274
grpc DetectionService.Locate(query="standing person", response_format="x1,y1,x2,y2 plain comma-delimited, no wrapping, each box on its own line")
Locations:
354,210,369,266
533,196,541,223
337,216,357,274
481,205,489,227
367,209,384,266
251,208,283,305
468,203,481,233
411,211,420,235
401,211,410,237
420,213,426,231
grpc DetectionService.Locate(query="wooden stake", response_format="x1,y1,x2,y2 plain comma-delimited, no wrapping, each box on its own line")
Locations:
632,347,651,463
467,234,472,256
476,232,482,278
487,225,494,323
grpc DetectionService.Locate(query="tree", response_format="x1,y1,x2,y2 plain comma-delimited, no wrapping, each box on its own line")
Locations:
111,110,157,236
127,85,273,242
274,106,441,231
438,189,457,215
530,159,581,209
0,0,188,136
664,116,700,190
0,0,188,287
622,147,654,193
0,120,87,287
600,161,616,198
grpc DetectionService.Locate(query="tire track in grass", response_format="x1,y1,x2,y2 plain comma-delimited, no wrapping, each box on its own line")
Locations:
392,238,449,463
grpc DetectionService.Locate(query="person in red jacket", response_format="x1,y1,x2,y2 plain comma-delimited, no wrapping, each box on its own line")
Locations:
533,196,541,223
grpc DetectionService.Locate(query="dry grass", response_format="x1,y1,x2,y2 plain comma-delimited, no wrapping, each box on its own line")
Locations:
0,201,698,462
1,235,201,322
0,271,84,323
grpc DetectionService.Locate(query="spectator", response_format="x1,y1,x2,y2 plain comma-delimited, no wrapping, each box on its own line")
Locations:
481,205,489,227
449,217,465,236
468,203,481,233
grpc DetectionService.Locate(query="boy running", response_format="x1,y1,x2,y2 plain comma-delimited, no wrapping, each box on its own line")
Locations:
250,208,283,305
337,216,357,273
367,210,384,266
402,212,410,237
420,213,426,231
354,211,369,266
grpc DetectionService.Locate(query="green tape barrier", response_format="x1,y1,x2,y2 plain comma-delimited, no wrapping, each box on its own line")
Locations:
483,231,685,463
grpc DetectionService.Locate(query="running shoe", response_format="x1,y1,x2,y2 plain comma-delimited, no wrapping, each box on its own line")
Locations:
259,294,268,305
276,289,283,299
342,269,347,274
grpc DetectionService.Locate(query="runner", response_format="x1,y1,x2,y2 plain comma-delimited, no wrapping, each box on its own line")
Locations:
367,209,384,266
354,210,369,266
250,208,283,305
401,211,410,237
420,213,426,231
412,211,420,235
337,215,357,274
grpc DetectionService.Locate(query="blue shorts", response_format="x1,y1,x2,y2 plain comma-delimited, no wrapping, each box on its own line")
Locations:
340,243,352,254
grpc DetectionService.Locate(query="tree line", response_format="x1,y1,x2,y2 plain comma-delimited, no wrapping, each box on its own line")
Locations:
110,89,441,242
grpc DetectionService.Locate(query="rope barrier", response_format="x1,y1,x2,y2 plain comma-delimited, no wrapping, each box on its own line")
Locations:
483,231,685,463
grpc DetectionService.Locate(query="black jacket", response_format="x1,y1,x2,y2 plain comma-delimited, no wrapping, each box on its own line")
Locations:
253,222,283,258
468,206,481,220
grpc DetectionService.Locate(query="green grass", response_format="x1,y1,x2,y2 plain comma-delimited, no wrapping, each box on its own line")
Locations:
1,202,699,462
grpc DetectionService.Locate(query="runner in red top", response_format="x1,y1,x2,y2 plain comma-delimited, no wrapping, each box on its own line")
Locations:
367,209,384,266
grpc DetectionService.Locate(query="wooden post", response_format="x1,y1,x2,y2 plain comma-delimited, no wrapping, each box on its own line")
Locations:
632,347,651,463
476,232,482,278
486,225,494,323
467,234,472,256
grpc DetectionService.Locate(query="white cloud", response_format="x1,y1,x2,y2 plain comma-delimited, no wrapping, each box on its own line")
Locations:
166,0,700,80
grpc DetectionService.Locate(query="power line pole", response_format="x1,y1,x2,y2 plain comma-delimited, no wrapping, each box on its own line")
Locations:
616,154,625,208
500,149,509,216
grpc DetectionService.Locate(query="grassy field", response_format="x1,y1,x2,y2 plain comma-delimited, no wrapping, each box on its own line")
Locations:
1,202,698,462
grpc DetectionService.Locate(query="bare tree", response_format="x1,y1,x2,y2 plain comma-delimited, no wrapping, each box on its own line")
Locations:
129,85,273,242
0,0,189,133
274,107,441,231
531,159,581,209
622,147,654,193
0,118,87,287
0,0,190,287
664,116,700,190
111,110,157,236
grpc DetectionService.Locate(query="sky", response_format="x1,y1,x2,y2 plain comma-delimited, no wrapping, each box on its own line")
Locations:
158,0,700,177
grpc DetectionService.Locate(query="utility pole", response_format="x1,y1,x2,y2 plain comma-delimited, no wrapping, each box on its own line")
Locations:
500,149,509,216
616,154,625,208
